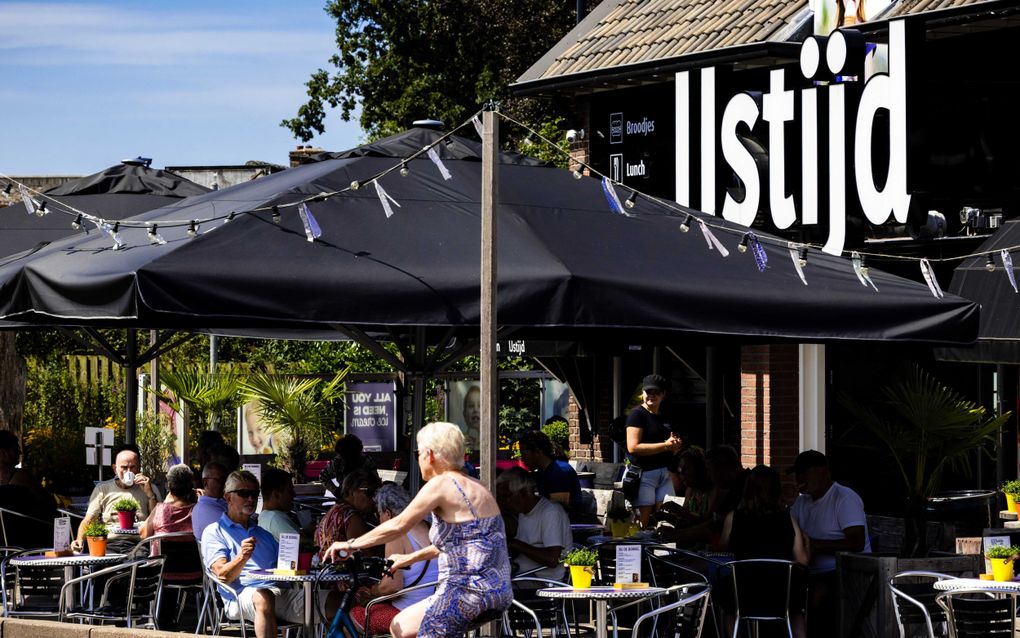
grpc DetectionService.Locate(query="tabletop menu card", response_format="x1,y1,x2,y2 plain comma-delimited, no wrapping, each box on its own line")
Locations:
615,544,643,584
274,532,303,575
48,517,72,556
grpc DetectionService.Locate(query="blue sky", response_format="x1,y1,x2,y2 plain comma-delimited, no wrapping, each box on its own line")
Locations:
0,1,363,175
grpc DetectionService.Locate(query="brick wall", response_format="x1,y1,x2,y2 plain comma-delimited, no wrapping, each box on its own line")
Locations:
740,344,801,496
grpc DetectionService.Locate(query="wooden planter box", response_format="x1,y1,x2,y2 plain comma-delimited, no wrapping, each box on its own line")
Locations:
837,552,981,638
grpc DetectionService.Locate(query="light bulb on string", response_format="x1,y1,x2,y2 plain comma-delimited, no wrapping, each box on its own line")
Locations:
272,206,281,224
147,224,167,245
399,162,410,177
350,180,361,191
71,214,83,230
738,233,750,253
798,247,809,267
187,220,198,237
986,254,996,272
572,166,584,180
2,183,11,196
223,211,236,225
110,222,123,250
625,191,637,209
679,214,692,233
35,201,47,217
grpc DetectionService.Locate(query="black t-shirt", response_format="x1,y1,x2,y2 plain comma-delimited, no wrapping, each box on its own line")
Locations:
625,406,677,470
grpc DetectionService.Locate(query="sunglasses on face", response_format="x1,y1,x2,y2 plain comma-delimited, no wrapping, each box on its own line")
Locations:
229,489,260,499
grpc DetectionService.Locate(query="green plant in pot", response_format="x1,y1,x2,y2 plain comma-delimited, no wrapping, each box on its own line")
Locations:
842,365,1011,557
112,497,139,529
565,547,598,588
1003,480,1020,513
986,545,1020,581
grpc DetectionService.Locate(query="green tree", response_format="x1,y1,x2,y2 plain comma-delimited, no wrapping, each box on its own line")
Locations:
281,0,578,152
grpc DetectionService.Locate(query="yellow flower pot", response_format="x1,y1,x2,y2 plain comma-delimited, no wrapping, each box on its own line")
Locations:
990,557,1014,582
610,520,631,538
569,565,594,589
1007,493,1017,513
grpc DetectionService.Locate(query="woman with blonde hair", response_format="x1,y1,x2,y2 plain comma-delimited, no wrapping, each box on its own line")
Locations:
324,422,511,638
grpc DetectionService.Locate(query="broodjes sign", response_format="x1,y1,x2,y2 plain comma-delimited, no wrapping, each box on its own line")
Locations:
675,20,912,256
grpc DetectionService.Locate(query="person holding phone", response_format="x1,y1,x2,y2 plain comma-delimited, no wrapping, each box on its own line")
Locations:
626,374,683,528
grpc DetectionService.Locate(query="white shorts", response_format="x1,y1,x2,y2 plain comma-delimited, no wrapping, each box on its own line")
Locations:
226,586,326,625
635,467,675,507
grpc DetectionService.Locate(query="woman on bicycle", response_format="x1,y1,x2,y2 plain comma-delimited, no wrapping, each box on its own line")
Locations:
324,421,511,638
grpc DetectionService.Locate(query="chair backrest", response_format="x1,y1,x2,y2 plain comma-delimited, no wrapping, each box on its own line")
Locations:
201,561,250,638
3,549,63,615
889,571,954,638
647,553,708,588
730,559,796,621
128,556,166,618
937,588,1017,638
134,532,202,584
506,577,572,638
631,583,712,638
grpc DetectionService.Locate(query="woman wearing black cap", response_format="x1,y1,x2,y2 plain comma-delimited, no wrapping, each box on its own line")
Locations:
625,374,683,527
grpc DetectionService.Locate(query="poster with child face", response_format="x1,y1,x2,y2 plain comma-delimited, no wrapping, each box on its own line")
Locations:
447,381,481,453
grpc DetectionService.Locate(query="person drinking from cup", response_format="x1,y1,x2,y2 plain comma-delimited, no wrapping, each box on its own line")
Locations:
73,443,158,553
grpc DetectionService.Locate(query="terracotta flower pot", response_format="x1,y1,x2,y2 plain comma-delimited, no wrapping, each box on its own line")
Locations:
87,536,107,557
117,510,135,529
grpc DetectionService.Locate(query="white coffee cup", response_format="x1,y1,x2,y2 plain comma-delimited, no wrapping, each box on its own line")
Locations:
122,471,135,486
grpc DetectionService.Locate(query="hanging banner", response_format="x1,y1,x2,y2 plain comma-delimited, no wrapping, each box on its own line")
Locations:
345,382,397,452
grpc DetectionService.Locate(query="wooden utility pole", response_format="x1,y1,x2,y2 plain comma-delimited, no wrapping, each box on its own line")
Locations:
480,108,499,492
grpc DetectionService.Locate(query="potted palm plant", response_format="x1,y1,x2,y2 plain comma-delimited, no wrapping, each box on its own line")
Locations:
83,521,109,557
112,497,139,530
241,369,347,481
564,548,598,589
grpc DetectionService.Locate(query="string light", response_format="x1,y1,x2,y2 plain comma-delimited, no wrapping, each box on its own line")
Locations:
35,201,47,216
679,214,692,233
572,167,584,180
71,214,83,230
2,183,11,195
272,206,281,224
400,162,410,177
110,222,123,250
187,220,198,237
859,255,869,277
351,180,361,191
625,191,637,209
986,254,996,272
147,224,166,245
798,247,809,267
223,212,236,224
738,233,750,253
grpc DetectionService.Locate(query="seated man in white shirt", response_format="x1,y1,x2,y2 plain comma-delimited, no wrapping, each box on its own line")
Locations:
497,467,572,583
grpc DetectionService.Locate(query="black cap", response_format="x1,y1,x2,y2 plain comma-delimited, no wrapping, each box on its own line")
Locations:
788,450,828,474
642,374,668,392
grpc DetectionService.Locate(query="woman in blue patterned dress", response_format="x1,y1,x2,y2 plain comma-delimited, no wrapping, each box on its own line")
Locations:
323,421,512,638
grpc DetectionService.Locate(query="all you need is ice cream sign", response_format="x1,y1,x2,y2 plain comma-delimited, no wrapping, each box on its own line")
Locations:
674,20,914,256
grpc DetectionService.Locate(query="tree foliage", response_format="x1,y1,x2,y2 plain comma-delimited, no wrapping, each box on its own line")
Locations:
281,0,578,149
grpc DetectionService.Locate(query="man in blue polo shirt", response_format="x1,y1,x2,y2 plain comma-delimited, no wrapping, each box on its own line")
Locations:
518,431,583,521
202,470,329,638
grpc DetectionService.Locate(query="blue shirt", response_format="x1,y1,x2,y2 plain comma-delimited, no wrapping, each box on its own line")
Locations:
537,460,582,511
192,495,228,541
202,512,279,601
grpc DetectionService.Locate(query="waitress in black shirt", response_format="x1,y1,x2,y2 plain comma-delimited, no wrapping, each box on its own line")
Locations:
626,374,683,527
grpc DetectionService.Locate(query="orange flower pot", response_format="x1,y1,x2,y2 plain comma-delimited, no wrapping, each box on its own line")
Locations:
87,536,107,557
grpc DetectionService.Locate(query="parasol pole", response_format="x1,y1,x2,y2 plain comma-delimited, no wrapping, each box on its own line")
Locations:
480,107,499,492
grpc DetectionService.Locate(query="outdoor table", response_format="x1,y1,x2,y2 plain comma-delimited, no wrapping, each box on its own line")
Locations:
9,552,127,608
243,568,351,638
110,526,140,535
932,578,1020,594
538,585,666,638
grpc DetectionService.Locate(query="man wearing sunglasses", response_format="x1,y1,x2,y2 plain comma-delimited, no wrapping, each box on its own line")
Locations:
202,470,333,638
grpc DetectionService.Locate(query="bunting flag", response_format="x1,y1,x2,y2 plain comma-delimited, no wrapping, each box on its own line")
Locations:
919,258,944,298
298,203,322,242
789,247,808,285
426,147,452,180
851,252,878,291
600,178,630,216
374,181,401,219
697,220,729,257
471,115,484,139
748,233,768,272
18,185,36,215
1002,249,1018,293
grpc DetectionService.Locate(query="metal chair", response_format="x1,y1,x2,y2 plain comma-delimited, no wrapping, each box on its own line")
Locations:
630,583,713,638
729,559,803,638
131,531,205,630
503,576,576,638
889,571,955,638
935,587,1018,638
1,547,63,619
60,556,165,628
200,563,300,638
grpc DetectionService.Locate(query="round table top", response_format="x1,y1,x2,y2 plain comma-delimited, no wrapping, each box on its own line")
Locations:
538,586,666,600
10,552,126,567
110,527,140,535
933,578,1020,593
244,568,351,583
